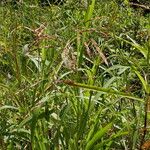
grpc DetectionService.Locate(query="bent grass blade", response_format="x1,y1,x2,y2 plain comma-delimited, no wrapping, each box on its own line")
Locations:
63,80,144,102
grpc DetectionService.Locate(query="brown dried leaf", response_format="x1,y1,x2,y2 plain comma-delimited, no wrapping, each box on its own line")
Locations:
61,41,76,70
84,41,92,58
91,38,108,66
141,140,150,150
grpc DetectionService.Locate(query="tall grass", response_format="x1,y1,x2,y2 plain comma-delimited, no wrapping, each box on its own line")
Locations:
0,0,150,149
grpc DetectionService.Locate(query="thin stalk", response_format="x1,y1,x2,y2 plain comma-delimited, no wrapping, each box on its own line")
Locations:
140,41,150,149
78,0,96,67
140,95,150,149
63,80,144,102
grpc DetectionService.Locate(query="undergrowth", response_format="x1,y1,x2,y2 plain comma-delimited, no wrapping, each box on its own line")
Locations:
0,0,150,149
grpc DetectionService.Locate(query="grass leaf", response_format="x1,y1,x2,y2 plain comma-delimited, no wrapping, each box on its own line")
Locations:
85,122,113,150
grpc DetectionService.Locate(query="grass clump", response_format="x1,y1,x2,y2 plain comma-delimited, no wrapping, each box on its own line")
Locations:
0,0,150,149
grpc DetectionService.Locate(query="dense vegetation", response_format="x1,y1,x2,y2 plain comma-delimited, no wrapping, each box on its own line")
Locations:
0,0,150,149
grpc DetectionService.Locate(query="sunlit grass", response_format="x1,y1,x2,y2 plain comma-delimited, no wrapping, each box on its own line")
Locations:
0,0,150,149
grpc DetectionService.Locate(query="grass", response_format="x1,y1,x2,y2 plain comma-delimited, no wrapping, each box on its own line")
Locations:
0,0,150,149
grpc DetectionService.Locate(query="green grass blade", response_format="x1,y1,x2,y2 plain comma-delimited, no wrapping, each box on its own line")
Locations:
115,35,148,59
134,69,149,94
84,0,96,28
78,0,96,66
85,122,113,150
63,81,144,102
0,105,18,111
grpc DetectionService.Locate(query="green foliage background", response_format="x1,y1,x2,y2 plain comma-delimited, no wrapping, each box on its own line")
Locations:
0,0,150,149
